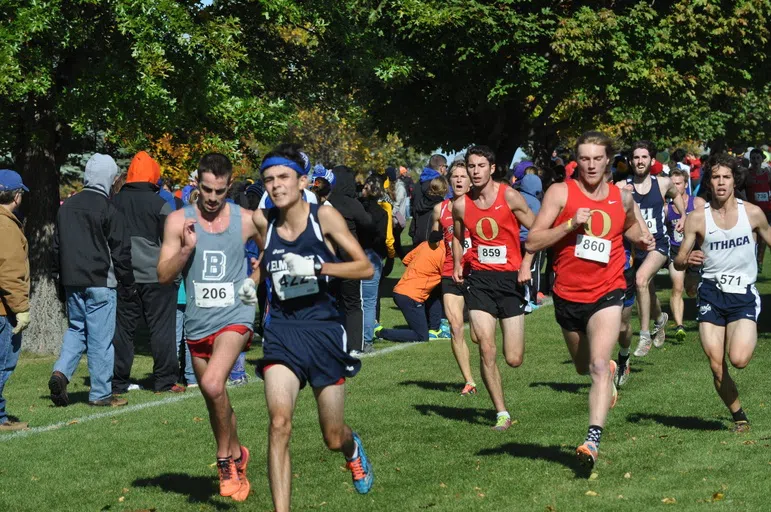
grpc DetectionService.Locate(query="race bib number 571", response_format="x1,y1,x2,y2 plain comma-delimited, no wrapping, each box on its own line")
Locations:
574,234,610,264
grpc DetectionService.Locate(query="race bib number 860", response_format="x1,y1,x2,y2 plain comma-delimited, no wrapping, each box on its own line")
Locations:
574,234,610,264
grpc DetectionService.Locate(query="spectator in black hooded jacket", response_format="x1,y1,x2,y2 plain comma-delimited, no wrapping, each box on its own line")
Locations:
328,165,373,354
410,154,447,246
111,151,182,395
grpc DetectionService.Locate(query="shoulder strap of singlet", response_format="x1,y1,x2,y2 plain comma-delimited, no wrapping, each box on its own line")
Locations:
703,202,715,232
308,203,324,243
183,204,196,219
228,203,242,235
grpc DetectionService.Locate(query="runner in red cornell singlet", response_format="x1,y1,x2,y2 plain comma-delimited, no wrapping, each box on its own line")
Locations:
746,148,771,271
451,145,535,432
527,131,653,470
432,160,478,396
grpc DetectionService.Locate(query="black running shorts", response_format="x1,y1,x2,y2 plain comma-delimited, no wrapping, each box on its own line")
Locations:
464,271,526,319
553,288,625,333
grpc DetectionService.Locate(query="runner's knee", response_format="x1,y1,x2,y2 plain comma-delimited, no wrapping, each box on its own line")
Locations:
269,413,293,439
504,353,522,368
589,358,610,379
199,374,226,400
321,424,346,451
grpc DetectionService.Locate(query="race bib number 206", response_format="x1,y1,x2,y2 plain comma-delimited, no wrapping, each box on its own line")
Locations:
194,282,235,308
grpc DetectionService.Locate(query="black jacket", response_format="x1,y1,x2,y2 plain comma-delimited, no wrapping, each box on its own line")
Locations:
358,197,388,259
410,172,444,244
328,166,372,258
112,182,173,284
53,189,134,289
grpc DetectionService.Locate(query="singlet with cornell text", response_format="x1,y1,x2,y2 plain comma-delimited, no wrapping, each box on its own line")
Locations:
462,183,522,272
183,204,255,340
701,200,757,293
262,203,340,322
553,180,626,303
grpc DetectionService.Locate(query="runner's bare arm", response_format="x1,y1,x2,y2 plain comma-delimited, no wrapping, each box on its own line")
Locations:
621,189,652,250
451,198,466,283
525,183,571,252
157,209,191,284
318,205,374,280
673,208,704,271
505,187,535,229
662,176,687,227
431,202,442,232
747,202,771,248
250,208,269,252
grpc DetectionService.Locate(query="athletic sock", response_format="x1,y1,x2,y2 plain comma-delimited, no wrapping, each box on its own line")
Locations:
656,313,667,326
347,442,360,461
234,447,243,465
640,330,650,338
585,425,603,447
617,351,630,367
732,408,749,423
497,411,511,420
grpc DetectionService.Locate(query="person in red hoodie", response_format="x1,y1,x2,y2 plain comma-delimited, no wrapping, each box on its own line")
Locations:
111,151,185,395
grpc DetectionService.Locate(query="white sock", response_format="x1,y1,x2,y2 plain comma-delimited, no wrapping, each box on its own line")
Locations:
619,347,629,357
497,411,510,420
347,443,359,460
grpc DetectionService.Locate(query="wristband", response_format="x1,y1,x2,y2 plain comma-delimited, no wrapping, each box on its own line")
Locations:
566,218,573,231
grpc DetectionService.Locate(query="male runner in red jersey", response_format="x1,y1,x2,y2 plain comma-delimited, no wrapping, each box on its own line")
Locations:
527,131,653,469
432,160,477,396
746,148,771,271
452,145,535,431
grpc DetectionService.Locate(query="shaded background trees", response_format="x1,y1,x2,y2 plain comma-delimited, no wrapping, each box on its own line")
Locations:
2,0,770,351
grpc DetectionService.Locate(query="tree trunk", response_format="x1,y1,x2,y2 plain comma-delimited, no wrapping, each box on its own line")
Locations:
16,113,68,354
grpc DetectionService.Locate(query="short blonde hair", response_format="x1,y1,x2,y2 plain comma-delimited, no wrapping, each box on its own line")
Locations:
428,176,448,198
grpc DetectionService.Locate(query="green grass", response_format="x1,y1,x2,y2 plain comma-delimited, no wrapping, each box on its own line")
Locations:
3,257,771,511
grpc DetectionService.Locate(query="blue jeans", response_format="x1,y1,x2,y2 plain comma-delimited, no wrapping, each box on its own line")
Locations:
0,316,22,425
378,292,442,342
54,287,117,402
176,305,196,385
362,250,384,344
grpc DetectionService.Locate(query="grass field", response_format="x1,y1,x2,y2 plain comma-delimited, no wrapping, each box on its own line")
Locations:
3,257,771,511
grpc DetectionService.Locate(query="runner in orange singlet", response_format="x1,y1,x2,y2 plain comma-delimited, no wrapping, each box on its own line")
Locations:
527,131,653,470
451,145,535,431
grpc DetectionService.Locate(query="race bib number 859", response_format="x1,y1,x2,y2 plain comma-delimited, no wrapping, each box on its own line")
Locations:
478,245,507,265
574,234,610,264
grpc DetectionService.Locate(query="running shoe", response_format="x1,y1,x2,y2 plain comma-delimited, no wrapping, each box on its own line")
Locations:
227,375,249,387
616,359,630,388
128,383,143,391
576,441,598,469
232,446,251,502
460,383,477,396
609,360,618,409
492,415,512,432
674,325,686,342
346,432,374,494
731,420,751,433
216,457,241,497
536,292,545,305
652,313,668,348
633,332,652,357
373,323,384,338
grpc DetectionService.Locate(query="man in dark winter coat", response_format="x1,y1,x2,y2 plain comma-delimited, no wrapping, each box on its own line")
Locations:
111,151,182,394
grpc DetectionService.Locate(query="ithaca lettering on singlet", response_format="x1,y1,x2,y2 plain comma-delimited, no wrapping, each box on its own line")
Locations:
667,195,695,246
462,184,522,272
701,200,757,294
439,199,471,277
553,180,626,303
627,176,668,242
746,170,771,212
183,204,255,340
262,204,340,321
